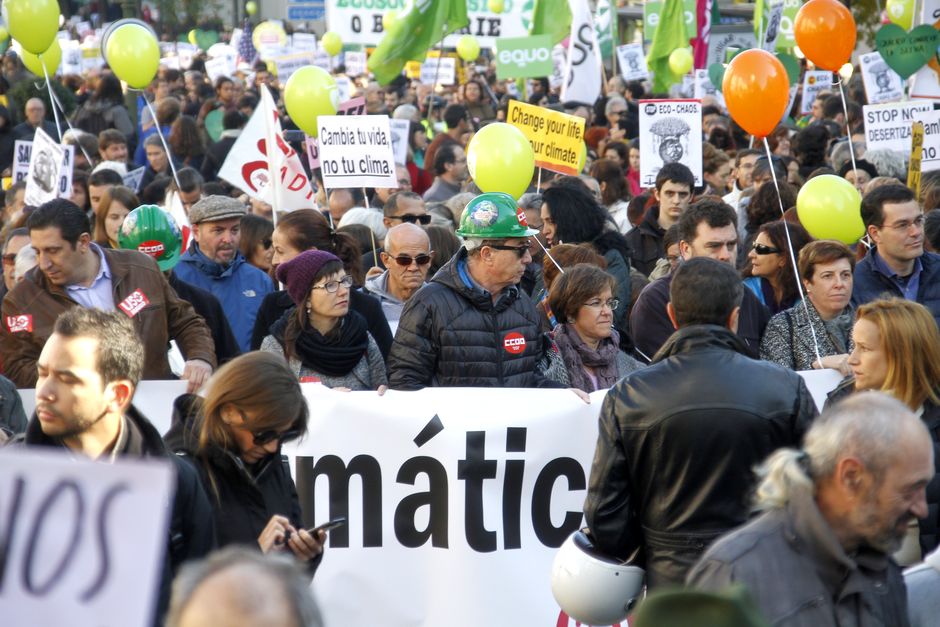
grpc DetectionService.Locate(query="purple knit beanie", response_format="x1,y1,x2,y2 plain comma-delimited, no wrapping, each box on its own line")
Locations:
275,249,342,307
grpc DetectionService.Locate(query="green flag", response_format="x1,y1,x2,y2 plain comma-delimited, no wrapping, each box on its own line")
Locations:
594,0,616,59
367,0,469,85
647,0,689,93
753,0,765,41
529,0,571,45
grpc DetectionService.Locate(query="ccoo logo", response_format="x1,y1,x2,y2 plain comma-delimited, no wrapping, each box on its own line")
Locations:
503,332,526,355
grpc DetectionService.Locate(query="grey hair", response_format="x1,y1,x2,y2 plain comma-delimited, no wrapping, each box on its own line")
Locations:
392,104,419,122
444,192,476,227
604,95,627,116
337,207,387,242
754,392,926,510
864,149,908,181
829,140,866,174
518,192,543,212
143,133,165,149
166,546,324,627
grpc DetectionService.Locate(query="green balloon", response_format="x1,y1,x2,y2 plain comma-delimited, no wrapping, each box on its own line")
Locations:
707,63,725,92
775,53,800,85
875,23,940,80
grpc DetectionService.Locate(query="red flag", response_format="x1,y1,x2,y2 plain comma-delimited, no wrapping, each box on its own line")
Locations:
691,0,714,70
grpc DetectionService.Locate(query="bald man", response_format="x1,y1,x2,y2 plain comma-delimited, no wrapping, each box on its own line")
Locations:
363,222,433,329
167,547,323,627
13,97,60,142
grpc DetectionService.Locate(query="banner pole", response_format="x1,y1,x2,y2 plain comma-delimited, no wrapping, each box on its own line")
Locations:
425,25,448,130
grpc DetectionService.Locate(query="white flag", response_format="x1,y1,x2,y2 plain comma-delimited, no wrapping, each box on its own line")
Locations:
561,0,602,105
218,85,314,213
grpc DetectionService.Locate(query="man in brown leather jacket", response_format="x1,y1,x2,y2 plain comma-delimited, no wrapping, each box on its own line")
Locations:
0,198,215,389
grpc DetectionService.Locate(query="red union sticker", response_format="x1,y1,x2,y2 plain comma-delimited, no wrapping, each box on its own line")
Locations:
516,205,529,227
137,240,165,259
5,314,32,333
118,289,150,318
299,375,322,384
503,332,526,355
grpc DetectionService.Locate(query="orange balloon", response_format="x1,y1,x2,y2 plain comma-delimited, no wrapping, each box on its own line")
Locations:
722,49,791,138
794,0,857,72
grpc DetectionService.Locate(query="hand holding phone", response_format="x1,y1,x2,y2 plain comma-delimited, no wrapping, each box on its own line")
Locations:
309,517,347,536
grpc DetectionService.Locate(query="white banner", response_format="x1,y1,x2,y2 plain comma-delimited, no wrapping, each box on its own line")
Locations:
389,118,410,166
639,99,703,188
859,51,904,105
561,0,602,105
317,115,398,188
419,57,456,86
13,140,74,201
913,108,940,173
0,449,173,627
274,51,316,81
616,43,649,82
799,70,832,115
757,0,784,52
23,129,65,207
863,101,933,154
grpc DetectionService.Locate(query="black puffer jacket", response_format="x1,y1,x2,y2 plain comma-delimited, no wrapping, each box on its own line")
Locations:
164,395,321,574
388,248,564,389
584,325,817,588
827,379,940,555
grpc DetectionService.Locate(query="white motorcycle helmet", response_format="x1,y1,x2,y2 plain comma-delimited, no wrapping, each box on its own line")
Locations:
551,530,645,625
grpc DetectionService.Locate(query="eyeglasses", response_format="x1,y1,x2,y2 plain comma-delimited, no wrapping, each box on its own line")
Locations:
311,275,354,293
252,426,303,446
391,252,433,267
608,110,626,118
389,213,431,225
878,215,926,231
584,298,620,310
487,242,530,257
1,253,15,266
752,242,782,255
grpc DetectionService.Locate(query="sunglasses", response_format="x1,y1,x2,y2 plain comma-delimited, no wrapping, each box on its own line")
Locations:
487,242,530,257
252,427,303,446
389,214,431,225
390,252,432,267
752,242,781,255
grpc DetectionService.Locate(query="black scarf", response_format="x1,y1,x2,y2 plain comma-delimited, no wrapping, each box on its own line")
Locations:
273,308,369,376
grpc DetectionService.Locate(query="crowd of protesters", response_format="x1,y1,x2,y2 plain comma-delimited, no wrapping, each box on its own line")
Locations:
0,18,939,627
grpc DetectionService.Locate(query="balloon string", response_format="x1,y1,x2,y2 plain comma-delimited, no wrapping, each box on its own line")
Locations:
536,235,564,274
40,61,63,142
143,96,182,191
761,136,823,367
537,166,542,192
43,75,94,166
834,77,858,184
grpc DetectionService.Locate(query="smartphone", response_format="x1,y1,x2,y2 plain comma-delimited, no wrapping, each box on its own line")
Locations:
308,517,347,535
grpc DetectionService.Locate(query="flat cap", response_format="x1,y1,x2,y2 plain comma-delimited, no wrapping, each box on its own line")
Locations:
188,195,247,224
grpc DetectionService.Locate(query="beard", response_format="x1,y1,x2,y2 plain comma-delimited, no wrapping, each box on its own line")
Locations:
855,497,913,554
39,405,109,441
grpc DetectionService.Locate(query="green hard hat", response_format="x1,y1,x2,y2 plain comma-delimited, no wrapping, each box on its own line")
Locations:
456,192,539,239
117,205,182,271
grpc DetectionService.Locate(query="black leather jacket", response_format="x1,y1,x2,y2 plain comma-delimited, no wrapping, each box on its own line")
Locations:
584,325,818,588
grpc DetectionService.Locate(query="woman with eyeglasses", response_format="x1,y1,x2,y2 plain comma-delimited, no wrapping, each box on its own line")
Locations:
164,351,325,570
743,219,813,315
261,250,387,391
760,240,855,373
544,264,642,391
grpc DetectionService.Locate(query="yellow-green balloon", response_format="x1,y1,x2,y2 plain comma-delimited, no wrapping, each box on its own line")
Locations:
0,26,9,43
188,29,198,46
284,66,339,137
21,37,60,77
796,174,865,244
467,123,535,200
488,0,505,14
107,24,161,89
321,31,342,56
668,47,693,75
457,35,480,62
382,10,400,33
886,0,914,30
3,0,59,54
246,0,259,16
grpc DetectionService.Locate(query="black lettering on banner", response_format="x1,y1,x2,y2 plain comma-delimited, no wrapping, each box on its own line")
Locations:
0,476,26,591
502,428,526,550
394,457,449,548
81,483,129,601
22,480,84,596
351,15,361,33
458,431,498,553
566,24,594,88
373,14,384,33
531,458,586,547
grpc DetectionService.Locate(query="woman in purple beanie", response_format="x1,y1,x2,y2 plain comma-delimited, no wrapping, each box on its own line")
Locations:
260,250,388,391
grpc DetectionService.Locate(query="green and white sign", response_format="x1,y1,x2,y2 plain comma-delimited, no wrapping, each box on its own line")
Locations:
643,0,697,41
495,35,554,80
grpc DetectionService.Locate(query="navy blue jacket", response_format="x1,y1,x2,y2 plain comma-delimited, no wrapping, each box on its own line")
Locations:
851,249,940,328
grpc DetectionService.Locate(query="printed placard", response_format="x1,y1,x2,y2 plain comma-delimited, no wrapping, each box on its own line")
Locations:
757,0,785,51
317,115,398,188
420,57,456,86
13,141,74,201
24,129,65,207
274,52,316,82
799,70,833,115
0,448,173,627
863,101,934,153
616,43,649,82
693,69,725,109
204,56,235,83
507,100,586,176
291,32,318,53
388,118,411,166
494,35,554,80
344,50,368,77
123,166,146,193
860,51,904,105
303,97,369,170
638,99,703,187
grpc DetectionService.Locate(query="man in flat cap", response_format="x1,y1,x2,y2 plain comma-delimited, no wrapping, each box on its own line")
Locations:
173,196,274,352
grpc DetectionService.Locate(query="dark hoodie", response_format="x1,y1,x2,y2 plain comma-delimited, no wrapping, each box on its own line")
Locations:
20,405,216,626
0,104,16,175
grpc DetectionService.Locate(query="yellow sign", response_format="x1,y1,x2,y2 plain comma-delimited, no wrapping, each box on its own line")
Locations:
507,99,585,176
909,121,924,201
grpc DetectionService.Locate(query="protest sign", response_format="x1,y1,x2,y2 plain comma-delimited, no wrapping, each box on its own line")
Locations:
860,51,904,105
756,0,785,51
638,99,703,188
799,70,833,115
304,97,368,170
291,32,318,53
317,115,398,188
0,449,173,627
60,39,83,76
274,52,316,81
706,24,757,68
204,56,234,83
123,166,146,193
13,141,74,201
508,100,586,176
335,75,352,102
388,118,410,166
616,43,649,82
420,57,456,86
693,69,725,109
494,35,554,80
313,49,333,71
344,50,368,77
22,130,65,207
912,109,940,173
643,0,697,40
863,101,933,153
561,0,602,105
909,121,925,197
549,44,566,89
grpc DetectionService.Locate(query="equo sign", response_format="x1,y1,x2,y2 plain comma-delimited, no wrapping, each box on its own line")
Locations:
495,34,555,80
